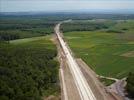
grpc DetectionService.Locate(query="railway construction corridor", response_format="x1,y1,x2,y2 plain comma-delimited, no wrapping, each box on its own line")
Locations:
55,22,97,100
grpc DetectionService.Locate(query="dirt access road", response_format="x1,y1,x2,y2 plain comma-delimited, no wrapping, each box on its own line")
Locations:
54,21,123,100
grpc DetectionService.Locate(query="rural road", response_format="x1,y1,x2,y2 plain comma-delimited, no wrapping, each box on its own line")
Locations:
55,22,97,100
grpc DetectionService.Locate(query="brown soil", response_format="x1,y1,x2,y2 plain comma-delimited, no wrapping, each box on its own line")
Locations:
77,58,123,100
53,34,81,100
44,95,60,100
120,51,134,57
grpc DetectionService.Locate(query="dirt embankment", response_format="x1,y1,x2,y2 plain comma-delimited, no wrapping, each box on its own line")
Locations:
76,58,123,100
52,34,81,100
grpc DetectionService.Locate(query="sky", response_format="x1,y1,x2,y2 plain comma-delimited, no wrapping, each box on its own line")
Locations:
0,0,134,13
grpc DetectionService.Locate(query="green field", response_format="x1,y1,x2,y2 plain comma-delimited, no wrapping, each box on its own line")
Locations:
10,35,50,44
63,20,134,79
0,36,59,100
99,78,115,86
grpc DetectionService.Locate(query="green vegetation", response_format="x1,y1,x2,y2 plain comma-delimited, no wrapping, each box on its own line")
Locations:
61,20,134,34
61,20,116,32
10,36,49,44
126,72,134,98
0,17,56,41
0,15,61,100
63,20,134,79
0,37,59,100
99,78,115,86
1,13,134,99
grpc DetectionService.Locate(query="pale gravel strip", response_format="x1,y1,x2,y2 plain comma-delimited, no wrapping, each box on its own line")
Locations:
55,22,97,100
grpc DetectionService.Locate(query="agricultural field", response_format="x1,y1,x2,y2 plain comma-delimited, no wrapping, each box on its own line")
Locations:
0,36,60,100
63,20,134,79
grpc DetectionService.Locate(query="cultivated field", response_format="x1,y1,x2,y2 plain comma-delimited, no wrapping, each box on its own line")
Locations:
63,20,134,79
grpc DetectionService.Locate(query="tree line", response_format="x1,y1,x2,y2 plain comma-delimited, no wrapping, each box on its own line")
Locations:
126,72,134,98
61,21,116,33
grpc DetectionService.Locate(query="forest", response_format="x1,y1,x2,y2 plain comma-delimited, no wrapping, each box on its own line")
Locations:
0,16,58,41
0,15,61,100
0,38,59,100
